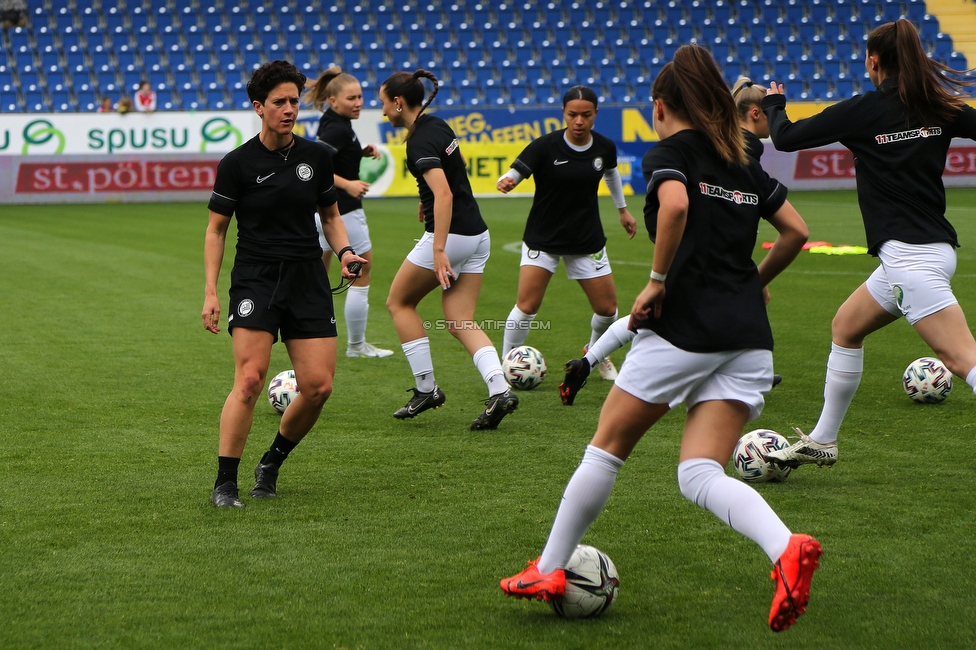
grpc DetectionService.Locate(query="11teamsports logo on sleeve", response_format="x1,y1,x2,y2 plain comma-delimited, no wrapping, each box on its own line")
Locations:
698,182,759,205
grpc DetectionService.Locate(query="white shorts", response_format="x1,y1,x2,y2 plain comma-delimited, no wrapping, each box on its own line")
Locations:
406,230,491,274
315,209,372,256
865,240,958,325
520,243,612,280
613,330,774,422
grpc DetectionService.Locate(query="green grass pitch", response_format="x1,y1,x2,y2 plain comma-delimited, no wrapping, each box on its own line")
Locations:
1,191,975,649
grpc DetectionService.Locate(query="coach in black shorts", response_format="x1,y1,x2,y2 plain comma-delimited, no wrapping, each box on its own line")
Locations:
202,60,365,508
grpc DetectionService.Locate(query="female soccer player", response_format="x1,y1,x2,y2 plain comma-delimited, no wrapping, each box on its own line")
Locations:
496,86,637,380
557,76,783,405
762,19,976,469
501,45,820,632
732,76,770,161
203,60,365,508
304,66,393,359
380,70,518,431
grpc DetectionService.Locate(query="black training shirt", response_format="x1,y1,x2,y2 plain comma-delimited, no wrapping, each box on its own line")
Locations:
316,108,364,215
511,129,617,255
763,78,976,255
743,129,765,161
406,114,487,236
639,129,788,353
209,135,338,264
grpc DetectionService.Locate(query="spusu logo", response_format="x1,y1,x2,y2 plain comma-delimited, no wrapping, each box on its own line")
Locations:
698,182,758,205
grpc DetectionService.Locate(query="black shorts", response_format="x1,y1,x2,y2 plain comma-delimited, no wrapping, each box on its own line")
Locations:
228,260,337,341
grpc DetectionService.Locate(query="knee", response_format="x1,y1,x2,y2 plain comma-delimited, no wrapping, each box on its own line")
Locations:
830,313,860,347
236,369,266,402
299,376,333,407
676,458,723,507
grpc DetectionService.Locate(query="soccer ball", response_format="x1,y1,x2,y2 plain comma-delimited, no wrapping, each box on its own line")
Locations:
549,544,620,619
268,369,299,414
502,345,547,390
732,429,792,483
903,357,952,404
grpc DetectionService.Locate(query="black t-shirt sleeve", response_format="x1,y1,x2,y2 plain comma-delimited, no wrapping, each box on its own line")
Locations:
316,118,346,156
762,94,860,152
754,164,788,219
599,134,618,170
407,133,445,171
641,143,689,242
511,136,545,177
316,154,339,207
950,104,976,140
208,155,241,216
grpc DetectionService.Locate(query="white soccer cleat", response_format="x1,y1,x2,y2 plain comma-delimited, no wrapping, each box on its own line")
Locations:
764,428,838,468
346,342,394,358
583,345,618,381
596,357,617,380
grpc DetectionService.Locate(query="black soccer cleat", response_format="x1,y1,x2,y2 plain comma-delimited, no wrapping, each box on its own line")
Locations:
251,459,280,499
393,386,446,419
772,374,783,389
471,389,519,430
559,357,591,406
210,481,245,509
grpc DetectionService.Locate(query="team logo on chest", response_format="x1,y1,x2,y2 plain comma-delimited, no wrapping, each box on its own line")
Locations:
699,182,758,205
592,157,603,171
296,163,313,181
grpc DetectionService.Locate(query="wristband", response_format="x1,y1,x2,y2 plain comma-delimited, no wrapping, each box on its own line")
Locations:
336,246,355,261
650,270,667,282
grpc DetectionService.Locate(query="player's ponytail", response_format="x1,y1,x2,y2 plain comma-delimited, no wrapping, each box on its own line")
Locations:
731,76,766,122
653,44,747,166
303,66,358,111
381,69,440,139
867,19,973,125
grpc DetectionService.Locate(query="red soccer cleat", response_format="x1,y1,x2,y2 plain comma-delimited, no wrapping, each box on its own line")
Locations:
769,533,823,632
500,557,566,601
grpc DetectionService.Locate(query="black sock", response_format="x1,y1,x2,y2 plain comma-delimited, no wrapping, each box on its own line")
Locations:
215,456,241,489
263,432,299,467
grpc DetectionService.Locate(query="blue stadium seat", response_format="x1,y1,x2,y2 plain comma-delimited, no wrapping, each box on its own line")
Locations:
25,92,48,112
51,91,73,111
0,93,20,112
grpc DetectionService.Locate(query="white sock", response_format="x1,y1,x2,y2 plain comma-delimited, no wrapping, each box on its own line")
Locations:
345,285,369,347
677,458,792,563
473,345,508,396
587,311,618,357
584,316,634,366
503,305,536,357
966,366,976,393
402,337,435,393
809,343,863,445
538,445,624,574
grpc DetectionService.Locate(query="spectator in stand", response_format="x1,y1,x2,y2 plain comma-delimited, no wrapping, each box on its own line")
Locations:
134,81,157,112
117,97,133,114
97,97,113,113
0,0,27,30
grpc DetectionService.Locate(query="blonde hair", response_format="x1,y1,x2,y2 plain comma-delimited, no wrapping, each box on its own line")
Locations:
303,66,359,111
731,77,767,121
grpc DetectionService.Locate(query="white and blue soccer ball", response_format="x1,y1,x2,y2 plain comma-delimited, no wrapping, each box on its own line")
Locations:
732,429,792,483
502,345,547,390
903,357,952,404
268,369,299,414
549,544,620,619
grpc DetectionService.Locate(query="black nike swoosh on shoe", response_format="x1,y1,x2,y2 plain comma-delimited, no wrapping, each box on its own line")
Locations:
516,579,543,590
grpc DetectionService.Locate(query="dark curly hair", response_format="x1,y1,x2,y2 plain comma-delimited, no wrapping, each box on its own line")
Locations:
246,60,306,104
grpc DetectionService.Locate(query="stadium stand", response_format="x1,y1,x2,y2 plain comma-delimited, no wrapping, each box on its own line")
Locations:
0,0,965,112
